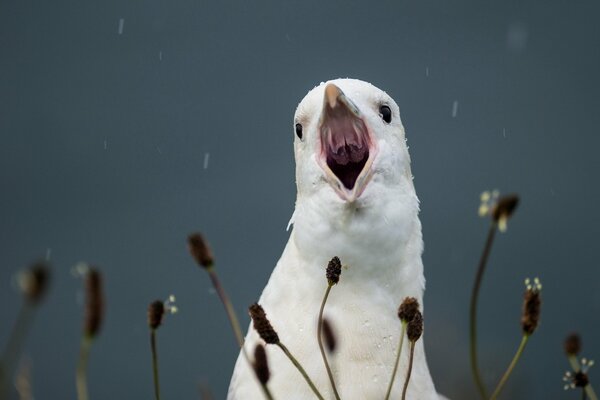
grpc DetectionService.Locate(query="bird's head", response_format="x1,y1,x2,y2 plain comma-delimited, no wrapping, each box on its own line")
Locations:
293,79,413,205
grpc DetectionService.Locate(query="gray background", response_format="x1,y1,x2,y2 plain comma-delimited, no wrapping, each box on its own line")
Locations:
1,0,599,399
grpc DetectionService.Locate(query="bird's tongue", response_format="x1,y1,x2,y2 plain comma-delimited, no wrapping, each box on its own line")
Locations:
323,117,369,190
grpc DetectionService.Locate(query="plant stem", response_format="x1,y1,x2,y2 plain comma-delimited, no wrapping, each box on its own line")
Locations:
489,335,529,400
0,302,34,400
206,267,275,399
259,384,275,400
401,340,416,400
317,285,341,400
276,343,325,400
206,267,245,350
385,321,407,400
585,385,599,400
469,222,497,399
150,329,160,400
569,355,581,372
76,336,93,400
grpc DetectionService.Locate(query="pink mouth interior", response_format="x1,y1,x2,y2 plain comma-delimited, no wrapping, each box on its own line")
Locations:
321,114,370,190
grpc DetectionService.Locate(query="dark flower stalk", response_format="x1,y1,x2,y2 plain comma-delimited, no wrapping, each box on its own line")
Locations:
385,297,420,400
147,297,177,400
149,301,163,400
489,278,542,400
249,303,325,400
187,234,245,351
401,311,423,400
76,267,104,400
317,257,342,400
0,262,50,399
470,192,519,399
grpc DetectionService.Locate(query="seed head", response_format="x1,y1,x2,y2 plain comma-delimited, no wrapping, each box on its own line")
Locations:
564,333,581,356
406,310,423,342
326,256,342,286
398,297,420,323
19,261,50,304
249,303,279,345
564,371,590,390
148,300,165,330
521,277,542,335
84,268,104,338
322,318,337,353
492,194,519,222
188,233,214,268
253,344,270,384
479,191,519,232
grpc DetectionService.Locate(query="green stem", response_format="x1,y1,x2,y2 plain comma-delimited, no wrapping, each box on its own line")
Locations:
317,285,341,400
76,336,93,400
469,222,497,399
259,384,275,400
401,340,416,400
489,335,529,400
385,321,407,400
0,302,34,400
150,329,160,400
585,385,599,400
276,343,325,400
569,355,581,372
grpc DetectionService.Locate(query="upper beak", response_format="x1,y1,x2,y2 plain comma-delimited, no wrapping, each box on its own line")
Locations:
318,83,377,202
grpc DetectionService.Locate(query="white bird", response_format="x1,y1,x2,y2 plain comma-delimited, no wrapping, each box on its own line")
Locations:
228,79,442,399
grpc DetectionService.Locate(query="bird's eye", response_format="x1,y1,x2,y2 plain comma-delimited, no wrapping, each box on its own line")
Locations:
295,123,303,140
379,105,392,123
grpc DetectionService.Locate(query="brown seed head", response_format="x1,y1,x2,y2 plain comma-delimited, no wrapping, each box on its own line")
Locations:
406,310,423,342
574,371,589,388
20,261,50,304
326,256,342,285
492,194,519,222
398,297,420,323
564,333,581,356
322,318,337,353
84,268,104,338
249,303,279,345
148,300,165,330
253,344,270,385
521,286,542,335
188,233,214,269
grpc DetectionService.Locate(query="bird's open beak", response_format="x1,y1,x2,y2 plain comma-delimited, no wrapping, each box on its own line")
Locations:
317,83,378,202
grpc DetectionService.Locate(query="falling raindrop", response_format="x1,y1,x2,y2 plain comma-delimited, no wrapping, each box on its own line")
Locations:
452,101,459,118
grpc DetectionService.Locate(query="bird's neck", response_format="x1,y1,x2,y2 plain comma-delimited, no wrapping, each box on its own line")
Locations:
291,185,425,300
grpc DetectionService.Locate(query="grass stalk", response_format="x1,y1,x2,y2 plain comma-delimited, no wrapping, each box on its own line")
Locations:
276,343,325,400
401,340,416,400
385,321,407,400
206,267,247,357
489,335,529,400
76,336,93,400
469,222,497,399
317,285,341,400
150,329,160,400
0,303,34,400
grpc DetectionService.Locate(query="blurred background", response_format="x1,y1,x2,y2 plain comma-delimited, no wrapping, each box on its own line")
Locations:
1,0,599,398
